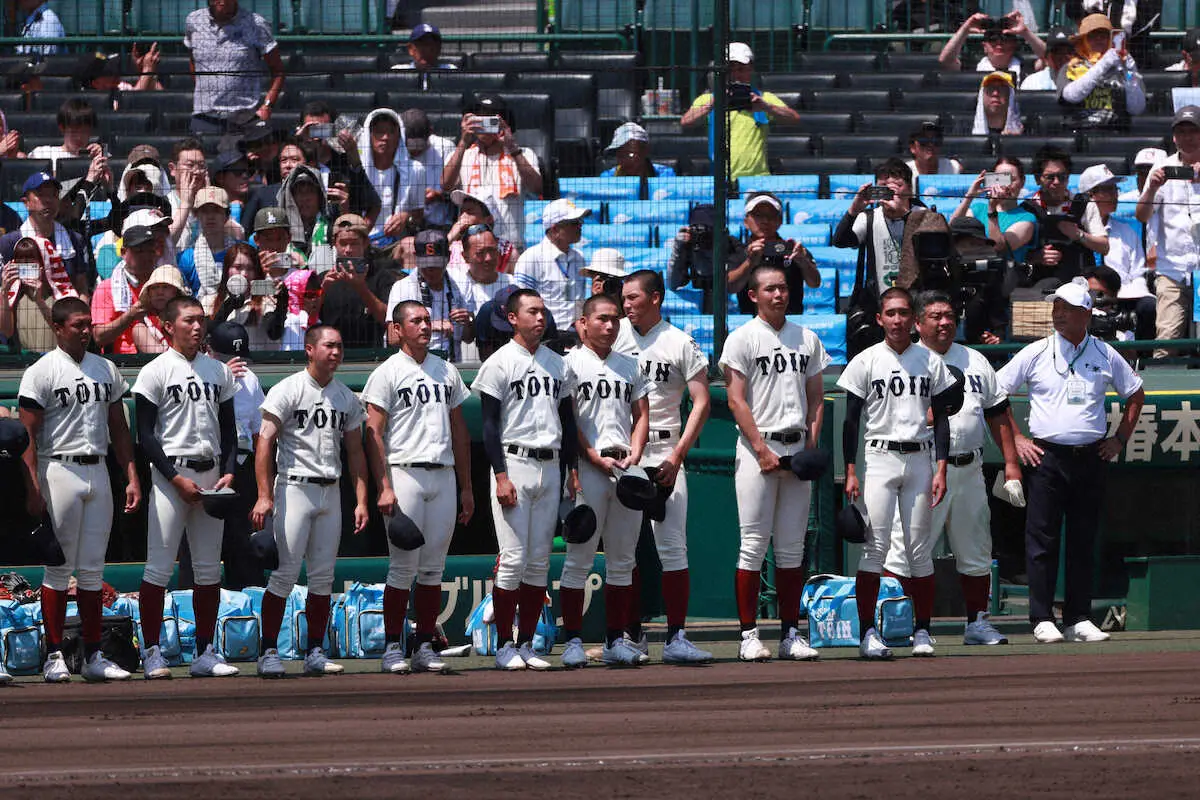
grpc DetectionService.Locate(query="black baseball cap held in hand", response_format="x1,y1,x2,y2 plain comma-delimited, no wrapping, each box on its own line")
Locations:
250,527,279,571
836,503,869,544
559,501,597,545
779,448,832,481
31,513,67,567
387,510,426,551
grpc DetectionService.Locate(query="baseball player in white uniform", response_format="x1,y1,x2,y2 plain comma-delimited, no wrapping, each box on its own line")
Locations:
559,293,651,668
19,297,141,683
616,269,713,664
720,265,830,663
837,287,956,660
132,296,240,679
363,300,474,675
251,325,369,678
474,288,577,671
883,291,1023,646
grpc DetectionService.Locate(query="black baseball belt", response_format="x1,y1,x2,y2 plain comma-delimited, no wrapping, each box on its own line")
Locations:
764,430,805,444
287,475,337,486
171,456,216,471
1033,438,1102,457
599,447,630,460
867,440,931,453
506,445,557,461
948,450,981,467
393,462,447,470
48,454,102,465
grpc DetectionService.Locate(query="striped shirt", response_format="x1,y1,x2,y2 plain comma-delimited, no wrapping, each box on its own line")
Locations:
183,7,277,116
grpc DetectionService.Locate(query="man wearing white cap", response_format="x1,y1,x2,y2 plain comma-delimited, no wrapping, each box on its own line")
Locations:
512,198,591,333
728,192,820,314
446,189,515,273
997,278,1144,644
1121,147,1166,202
599,123,675,179
93,225,173,355
680,43,799,179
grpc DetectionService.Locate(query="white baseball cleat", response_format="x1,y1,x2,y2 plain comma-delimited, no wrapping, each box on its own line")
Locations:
381,642,410,674
191,644,240,677
662,630,714,664
738,628,771,662
1063,620,1110,643
82,651,131,682
410,642,449,673
777,627,819,661
859,627,893,660
1033,621,1066,643
141,644,172,680
495,642,526,671
517,642,552,671
257,647,286,678
911,629,936,657
303,647,344,675
631,633,651,664
601,636,642,666
964,612,1008,645
43,650,70,683
560,637,587,669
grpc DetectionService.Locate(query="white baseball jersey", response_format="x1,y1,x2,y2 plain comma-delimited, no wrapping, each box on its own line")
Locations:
361,349,468,466
260,370,366,480
232,369,266,457
565,345,650,451
837,341,955,442
18,348,127,457
614,318,708,437
938,343,1007,455
132,348,235,458
718,317,830,435
472,340,573,450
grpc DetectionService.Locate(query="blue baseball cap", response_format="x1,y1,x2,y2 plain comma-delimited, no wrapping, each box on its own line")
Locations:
410,23,440,41
22,172,59,194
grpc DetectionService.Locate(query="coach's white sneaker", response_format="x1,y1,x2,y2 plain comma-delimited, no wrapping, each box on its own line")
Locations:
859,627,893,660
1063,620,1110,643
191,645,240,677
964,612,1008,645
631,632,651,664
1033,621,1066,644
381,642,410,674
738,628,771,662
601,636,642,666
411,642,449,673
82,651,131,682
257,647,286,678
304,647,344,675
42,650,70,683
517,642,552,671
495,642,526,671
911,629,936,657
141,644,172,680
560,637,587,668
778,627,819,661
663,630,714,664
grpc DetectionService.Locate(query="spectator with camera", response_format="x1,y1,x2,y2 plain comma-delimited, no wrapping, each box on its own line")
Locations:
680,43,799,179
177,186,240,306
727,192,820,314
1021,26,1076,91
1136,106,1200,359
938,11,1046,77
582,248,627,301
1058,14,1145,132
210,242,287,347
951,157,1038,266
904,122,963,181
1020,146,1108,287
1166,29,1200,86
667,204,742,314
402,108,455,229
446,190,515,273
29,99,112,186
0,173,90,303
1083,265,1144,344
297,101,381,223
356,108,423,246
319,213,397,349
600,123,675,178
0,237,55,351
972,71,1024,135
947,216,1010,343
387,229,472,359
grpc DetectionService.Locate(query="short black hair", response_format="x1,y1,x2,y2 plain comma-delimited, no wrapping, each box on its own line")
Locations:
56,97,96,130
748,264,787,291
461,224,496,256
1085,266,1121,297
400,108,431,139
581,293,620,318
874,157,912,186
392,299,427,324
879,286,914,310
506,287,541,316
625,269,664,304
1033,145,1072,178
164,296,204,323
914,290,957,320
304,323,340,349
51,296,90,327
301,100,336,121
172,137,204,161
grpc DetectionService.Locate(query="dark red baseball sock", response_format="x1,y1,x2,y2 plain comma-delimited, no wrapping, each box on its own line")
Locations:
604,583,630,646
192,583,220,653
775,567,804,639
662,568,689,637
41,586,67,651
559,586,585,640
77,588,103,657
383,585,410,645
516,582,545,643
260,590,287,650
492,586,518,646
626,567,643,640
735,568,761,631
855,571,881,634
412,583,441,641
910,574,936,631
138,581,166,649
305,593,331,652
960,574,991,622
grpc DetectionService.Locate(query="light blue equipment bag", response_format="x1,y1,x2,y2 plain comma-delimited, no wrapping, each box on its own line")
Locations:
801,574,914,648
215,589,261,662
331,582,389,658
110,594,184,665
0,600,42,674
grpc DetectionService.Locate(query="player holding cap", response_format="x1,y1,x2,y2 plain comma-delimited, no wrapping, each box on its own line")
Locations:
132,296,240,679
251,325,369,677
882,291,1022,646
837,288,957,660
19,297,141,682
617,269,713,663
473,288,577,671
559,293,651,668
363,300,474,675
720,264,830,662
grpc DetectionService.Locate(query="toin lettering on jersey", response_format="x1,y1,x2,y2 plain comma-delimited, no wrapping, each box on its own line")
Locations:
53,380,114,408
507,375,563,400
641,360,672,383
396,381,455,409
293,407,351,430
870,372,931,400
576,378,633,404
754,349,810,378
164,379,222,404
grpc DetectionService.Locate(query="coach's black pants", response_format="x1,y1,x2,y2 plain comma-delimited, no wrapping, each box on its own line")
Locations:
1024,441,1107,626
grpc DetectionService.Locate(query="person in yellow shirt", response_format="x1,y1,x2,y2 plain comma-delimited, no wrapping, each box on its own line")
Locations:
680,42,800,178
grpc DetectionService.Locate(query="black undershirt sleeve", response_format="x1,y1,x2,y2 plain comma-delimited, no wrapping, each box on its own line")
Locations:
982,398,1010,418
135,394,177,481
218,399,238,476
842,391,865,467
931,388,953,461
558,398,578,471
480,393,508,474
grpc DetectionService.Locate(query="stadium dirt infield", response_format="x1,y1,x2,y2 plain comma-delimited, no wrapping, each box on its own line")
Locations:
3,647,1200,799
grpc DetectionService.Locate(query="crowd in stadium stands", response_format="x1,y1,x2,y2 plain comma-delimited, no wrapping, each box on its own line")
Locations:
0,0,1197,359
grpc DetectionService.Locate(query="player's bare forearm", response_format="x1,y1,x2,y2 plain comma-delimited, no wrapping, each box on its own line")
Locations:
674,375,710,461
108,402,140,504
18,407,43,511
254,419,278,501
805,374,824,446
343,429,370,508
450,407,472,497
985,405,1022,480
630,398,649,464
1116,389,1145,443
725,369,766,453
364,405,392,493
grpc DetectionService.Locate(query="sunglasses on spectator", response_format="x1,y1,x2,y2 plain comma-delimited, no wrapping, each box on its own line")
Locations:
1039,172,1068,182
915,138,941,147
465,223,493,236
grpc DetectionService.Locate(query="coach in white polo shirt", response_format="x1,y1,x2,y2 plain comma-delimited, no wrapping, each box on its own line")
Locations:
997,279,1144,644
513,198,590,332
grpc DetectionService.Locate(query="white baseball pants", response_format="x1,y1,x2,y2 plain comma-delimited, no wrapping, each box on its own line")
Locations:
144,465,224,587
734,436,813,571
560,460,642,589
643,439,688,571
490,454,559,591
267,480,342,596
884,454,991,578
857,444,935,577
386,466,457,588
39,460,112,592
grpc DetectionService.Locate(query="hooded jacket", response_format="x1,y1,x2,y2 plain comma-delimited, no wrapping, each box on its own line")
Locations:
277,163,329,252
356,108,422,236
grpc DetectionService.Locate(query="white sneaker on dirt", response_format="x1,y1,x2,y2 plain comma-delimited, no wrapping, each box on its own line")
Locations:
859,627,893,660
82,651,131,682
381,642,410,674
1033,621,1066,643
411,642,448,673
303,646,344,675
190,644,239,677
911,629,936,657
1063,620,1110,643
560,637,587,668
601,636,642,666
964,612,1008,645
738,628,771,662
517,642,552,671
778,627,819,661
495,642,525,671
141,644,172,680
662,630,714,664
43,650,70,683
257,647,286,677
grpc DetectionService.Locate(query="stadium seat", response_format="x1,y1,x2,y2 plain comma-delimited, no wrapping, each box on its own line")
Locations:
798,313,847,364
996,136,1077,158
798,53,880,73
915,174,976,204
647,176,713,202
738,174,820,202
896,91,976,117
283,74,333,96
643,0,715,30
5,201,27,222
790,199,853,224
880,52,942,73
804,268,838,314
37,76,77,93
161,111,196,134
773,156,862,174
383,91,465,115
559,177,641,202
819,134,900,157
779,223,831,246
760,73,840,92
857,112,947,135
470,53,551,72
99,112,154,137
578,223,654,248
425,112,462,139
792,113,856,134
931,72,997,92
663,288,702,316
1072,155,1132,176
651,135,709,160
0,95,24,115
941,135,995,157
509,73,597,145
35,55,81,77
609,245,668,273
1127,115,1175,136
293,53,383,76
296,0,382,34
0,159,53,203
608,199,691,225
340,72,422,96
841,73,927,92
1080,134,1169,154
54,157,92,184
299,90,377,113
54,0,123,35
804,89,894,113
420,72,507,94
119,91,194,114
6,112,58,137
826,174,873,199
30,91,111,113
496,92,554,145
